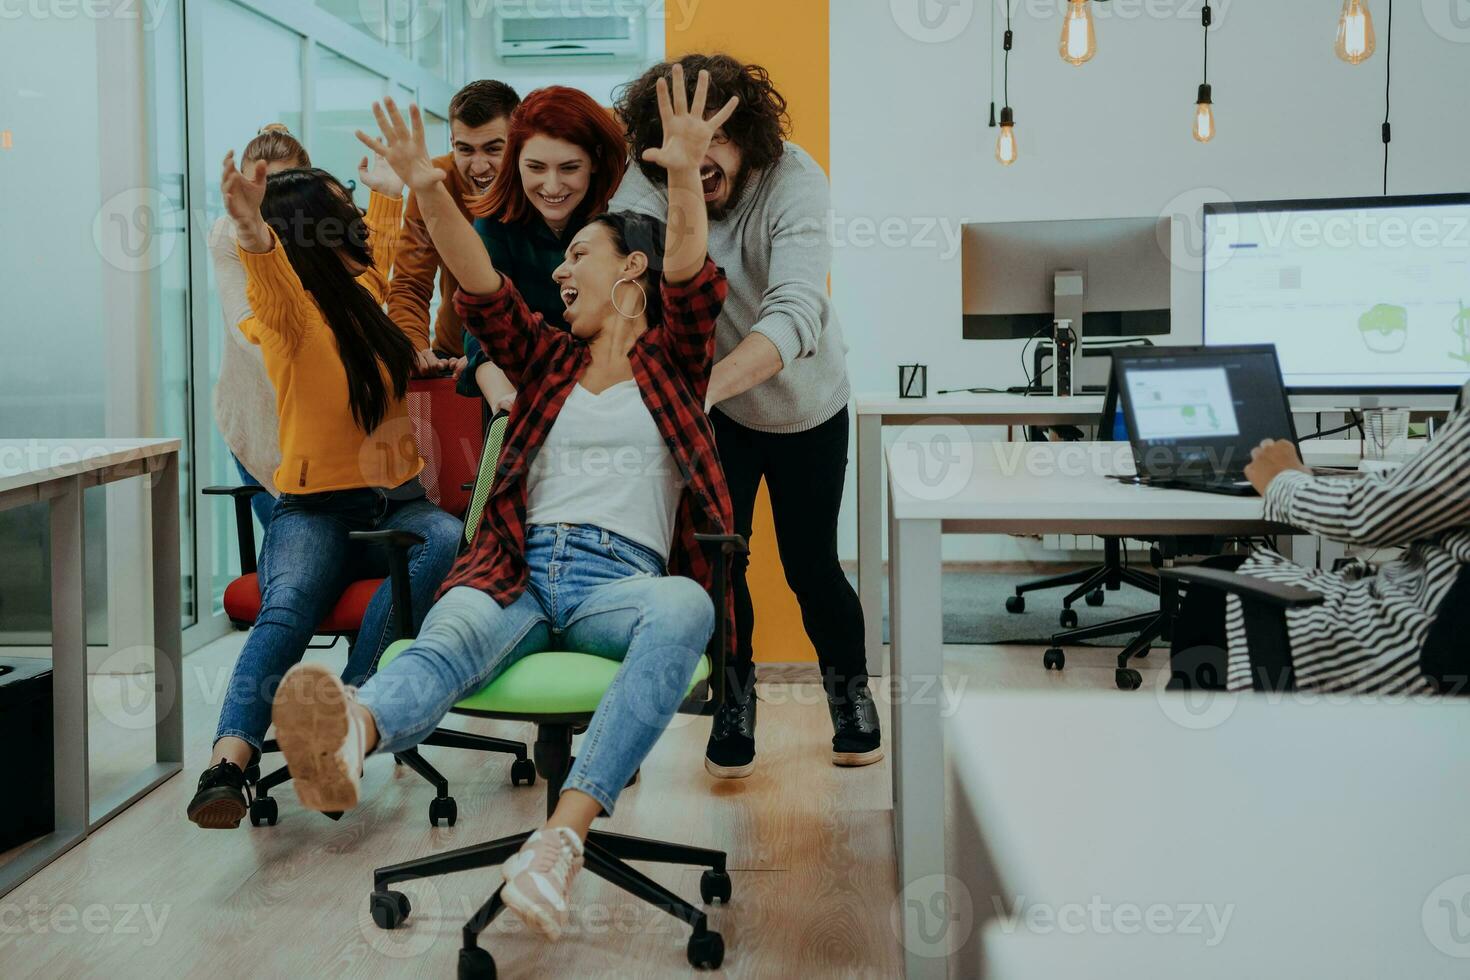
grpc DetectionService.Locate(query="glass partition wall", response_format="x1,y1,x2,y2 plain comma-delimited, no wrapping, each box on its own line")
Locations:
187,0,460,631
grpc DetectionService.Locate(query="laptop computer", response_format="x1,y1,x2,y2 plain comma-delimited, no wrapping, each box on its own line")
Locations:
1111,344,1300,496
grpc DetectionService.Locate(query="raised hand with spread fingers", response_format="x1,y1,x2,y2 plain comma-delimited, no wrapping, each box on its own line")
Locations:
357,97,501,295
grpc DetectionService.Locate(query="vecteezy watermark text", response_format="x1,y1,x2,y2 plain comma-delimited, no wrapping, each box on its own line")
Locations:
991,895,1235,946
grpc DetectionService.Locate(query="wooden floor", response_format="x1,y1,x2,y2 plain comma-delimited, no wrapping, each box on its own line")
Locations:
1,632,1156,978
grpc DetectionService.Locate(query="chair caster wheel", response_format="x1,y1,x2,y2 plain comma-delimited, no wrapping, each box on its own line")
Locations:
1085,589,1105,607
458,946,496,980
700,869,733,904
1116,668,1143,691
687,929,725,969
510,758,536,787
248,796,278,827
429,796,458,827
1043,648,1065,671
370,889,411,929
1059,608,1078,629
1005,595,1025,614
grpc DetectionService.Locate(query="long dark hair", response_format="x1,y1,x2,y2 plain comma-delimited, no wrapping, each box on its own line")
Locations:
589,211,667,326
259,169,413,433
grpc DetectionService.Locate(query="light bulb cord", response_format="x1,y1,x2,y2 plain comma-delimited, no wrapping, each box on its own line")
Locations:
1202,5,1210,85
1003,1,1012,108
1382,0,1393,194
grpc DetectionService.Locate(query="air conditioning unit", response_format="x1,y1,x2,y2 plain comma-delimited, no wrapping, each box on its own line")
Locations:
494,2,644,59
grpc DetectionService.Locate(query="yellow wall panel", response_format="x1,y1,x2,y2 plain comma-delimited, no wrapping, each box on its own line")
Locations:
668,2,829,664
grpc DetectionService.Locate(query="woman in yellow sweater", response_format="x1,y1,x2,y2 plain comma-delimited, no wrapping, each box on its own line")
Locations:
188,152,462,830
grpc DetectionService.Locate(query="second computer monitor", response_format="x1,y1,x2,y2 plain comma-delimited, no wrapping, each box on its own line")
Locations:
961,216,1174,341
1203,193,1470,404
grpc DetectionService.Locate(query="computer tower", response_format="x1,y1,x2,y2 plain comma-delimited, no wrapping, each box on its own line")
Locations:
0,657,55,851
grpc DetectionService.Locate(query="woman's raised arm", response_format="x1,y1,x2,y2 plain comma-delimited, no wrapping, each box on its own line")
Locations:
356,98,503,297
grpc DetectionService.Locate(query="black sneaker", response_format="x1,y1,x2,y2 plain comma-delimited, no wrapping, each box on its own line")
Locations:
829,685,884,768
187,759,253,829
704,690,756,779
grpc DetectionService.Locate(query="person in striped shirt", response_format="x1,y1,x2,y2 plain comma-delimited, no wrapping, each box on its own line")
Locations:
1174,387,1470,694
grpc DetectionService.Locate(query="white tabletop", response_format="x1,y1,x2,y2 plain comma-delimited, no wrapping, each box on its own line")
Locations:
949,691,1470,979
0,438,181,495
885,440,1294,534
856,391,1105,420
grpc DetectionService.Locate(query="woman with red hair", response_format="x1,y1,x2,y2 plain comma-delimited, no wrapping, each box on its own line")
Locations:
457,85,628,412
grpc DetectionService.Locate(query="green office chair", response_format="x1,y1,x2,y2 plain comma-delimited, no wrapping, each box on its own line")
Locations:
365,412,744,976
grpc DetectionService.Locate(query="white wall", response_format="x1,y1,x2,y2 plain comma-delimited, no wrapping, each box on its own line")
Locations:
463,5,664,103
830,0,1470,560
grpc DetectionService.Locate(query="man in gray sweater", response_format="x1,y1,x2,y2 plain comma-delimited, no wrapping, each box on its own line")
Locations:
613,55,880,779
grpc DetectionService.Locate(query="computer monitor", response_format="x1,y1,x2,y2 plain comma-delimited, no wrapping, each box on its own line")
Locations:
1202,193,1470,409
961,216,1174,344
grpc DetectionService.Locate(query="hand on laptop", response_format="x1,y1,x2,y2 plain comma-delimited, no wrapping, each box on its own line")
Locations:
1245,439,1309,496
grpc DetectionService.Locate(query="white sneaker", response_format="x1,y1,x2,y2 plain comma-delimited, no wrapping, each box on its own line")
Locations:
271,663,367,813
501,826,585,941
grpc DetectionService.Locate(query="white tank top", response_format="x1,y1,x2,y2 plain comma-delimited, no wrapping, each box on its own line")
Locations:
524,380,684,559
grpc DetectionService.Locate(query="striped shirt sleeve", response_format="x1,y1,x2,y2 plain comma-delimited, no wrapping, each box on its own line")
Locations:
1264,414,1470,548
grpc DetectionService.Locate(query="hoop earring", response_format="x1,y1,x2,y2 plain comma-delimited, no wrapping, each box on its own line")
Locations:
611,277,648,319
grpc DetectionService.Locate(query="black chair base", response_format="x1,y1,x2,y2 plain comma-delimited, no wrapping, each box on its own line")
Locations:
1044,569,1182,691
368,722,731,973
1007,538,1159,623
246,728,533,828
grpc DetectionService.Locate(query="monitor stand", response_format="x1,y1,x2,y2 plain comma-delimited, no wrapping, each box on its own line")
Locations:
1053,271,1084,397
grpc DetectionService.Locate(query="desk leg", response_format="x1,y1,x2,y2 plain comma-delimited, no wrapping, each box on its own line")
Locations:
51,477,90,837
888,505,946,980
858,413,884,677
151,452,183,768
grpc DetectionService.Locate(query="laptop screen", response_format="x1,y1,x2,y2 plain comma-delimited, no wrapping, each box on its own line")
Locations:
1114,345,1298,481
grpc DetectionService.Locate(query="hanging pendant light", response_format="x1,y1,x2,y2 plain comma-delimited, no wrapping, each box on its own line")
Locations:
1193,85,1215,143
996,6,1018,165
1192,4,1215,142
995,107,1019,165
1059,0,1097,66
1336,0,1376,64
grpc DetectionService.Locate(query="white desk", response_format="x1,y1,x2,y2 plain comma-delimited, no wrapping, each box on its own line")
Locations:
884,439,1294,980
0,438,182,896
856,393,1105,675
946,692,1470,979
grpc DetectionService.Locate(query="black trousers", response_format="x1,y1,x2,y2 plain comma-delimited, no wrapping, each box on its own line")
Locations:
711,406,868,704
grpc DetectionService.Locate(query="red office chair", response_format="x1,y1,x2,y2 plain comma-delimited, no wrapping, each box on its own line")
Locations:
204,377,534,828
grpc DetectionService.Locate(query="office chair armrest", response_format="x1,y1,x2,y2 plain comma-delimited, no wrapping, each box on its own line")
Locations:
687,533,750,716
1161,566,1320,693
1159,567,1326,609
202,485,272,575
349,530,428,638
693,532,750,555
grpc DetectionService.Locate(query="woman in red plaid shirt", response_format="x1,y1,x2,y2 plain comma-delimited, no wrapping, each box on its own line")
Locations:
270,70,738,941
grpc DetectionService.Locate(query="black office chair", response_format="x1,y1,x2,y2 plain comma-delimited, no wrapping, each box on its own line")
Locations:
1006,378,1160,628
1155,566,1316,692
1162,565,1470,696
365,412,745,975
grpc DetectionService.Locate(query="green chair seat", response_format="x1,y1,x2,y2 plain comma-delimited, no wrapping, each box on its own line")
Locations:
377,640,709,716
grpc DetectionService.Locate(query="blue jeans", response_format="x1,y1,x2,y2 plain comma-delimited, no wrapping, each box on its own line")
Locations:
358,524,714,815
213,482,463,753
232,453,277,527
